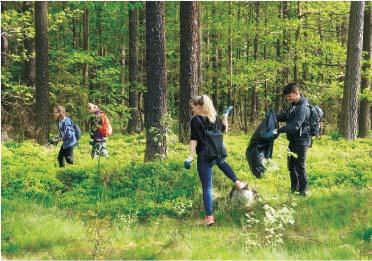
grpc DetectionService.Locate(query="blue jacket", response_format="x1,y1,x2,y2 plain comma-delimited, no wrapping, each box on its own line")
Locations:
58,117,77,149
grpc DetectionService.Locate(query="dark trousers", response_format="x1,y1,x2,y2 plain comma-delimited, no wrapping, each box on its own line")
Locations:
197,151,238,215
288,143,308,192
58,146,74,167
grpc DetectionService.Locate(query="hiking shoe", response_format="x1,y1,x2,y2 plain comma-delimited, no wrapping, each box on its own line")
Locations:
235,180,248,190
299,191,307,197
204,215,215,226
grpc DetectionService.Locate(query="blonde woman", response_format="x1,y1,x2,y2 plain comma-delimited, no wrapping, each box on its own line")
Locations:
187,95,246,226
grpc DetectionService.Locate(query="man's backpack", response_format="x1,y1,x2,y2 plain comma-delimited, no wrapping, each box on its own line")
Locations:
196,116,227,162
73,123,81,141
99,112,113,137
308,104,324,137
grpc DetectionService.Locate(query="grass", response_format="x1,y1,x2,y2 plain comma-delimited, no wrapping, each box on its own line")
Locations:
2,133,372,259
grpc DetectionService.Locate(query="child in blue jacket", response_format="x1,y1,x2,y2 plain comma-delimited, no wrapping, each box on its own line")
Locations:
53,105,77,167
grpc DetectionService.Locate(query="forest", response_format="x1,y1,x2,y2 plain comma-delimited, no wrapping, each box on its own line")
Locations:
1,1,371,260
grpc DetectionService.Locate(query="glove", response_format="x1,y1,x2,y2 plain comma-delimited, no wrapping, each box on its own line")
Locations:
184,156,193,169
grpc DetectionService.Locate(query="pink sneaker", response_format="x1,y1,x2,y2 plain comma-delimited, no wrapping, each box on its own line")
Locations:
204,215,215,226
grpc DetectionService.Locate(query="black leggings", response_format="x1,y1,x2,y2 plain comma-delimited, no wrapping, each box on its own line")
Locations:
58,146,74,167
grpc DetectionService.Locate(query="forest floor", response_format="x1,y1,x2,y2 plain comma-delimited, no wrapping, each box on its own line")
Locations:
2,133,371,259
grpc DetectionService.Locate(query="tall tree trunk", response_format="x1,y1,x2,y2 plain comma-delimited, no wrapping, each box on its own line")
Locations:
145,2,167,161
227,1,233,108
35,2,50,144
359,3,371,137
82,7,89,129
1,2,9,141
179,1,200,143
1,32,8,69
96,4,104,57
275,2,282,112
243,3,250,131
231,3,242,125
293,2,301,82
340,1,365,140
211,3,218,109
250,2,259,125
139,7,146,131
72,16,78,49
95,4,104,102
203,5,210,92
302,11,308,81
120,45,126,110
282,1,290,83
217,33,224,113
127,6,140,133
82,8,89,89
22,2,36,87
79,13,83,48
263,4,268,112
1,1,7,67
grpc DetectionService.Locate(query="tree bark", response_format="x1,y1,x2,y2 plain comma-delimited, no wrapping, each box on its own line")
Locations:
359,3,371,137
211,3,218,109
250,2,259,125
282,1,290,83
35,1,50,144
72,16,78,49
22,2,36,87
228,1,233,108
275,2,283,112
127,6,140,133
1,32,8,68
81,7,89,129
82,8,89,89
145,2,167,161
179,1,200,143
96,4,104,57
243,3,250,131
340,1,365,140
203,4,210,91
139,7,146,131
293,2,301,82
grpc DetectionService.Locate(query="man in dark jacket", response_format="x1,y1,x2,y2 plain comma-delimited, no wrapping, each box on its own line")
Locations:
277,83,310,196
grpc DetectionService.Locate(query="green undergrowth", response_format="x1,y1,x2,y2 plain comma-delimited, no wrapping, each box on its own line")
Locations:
2,133,371,259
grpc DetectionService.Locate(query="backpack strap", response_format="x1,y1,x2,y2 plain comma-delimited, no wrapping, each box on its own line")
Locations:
195,115,207,133
195,115,219,131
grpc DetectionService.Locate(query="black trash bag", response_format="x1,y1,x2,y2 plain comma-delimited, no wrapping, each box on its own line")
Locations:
246,109,278,178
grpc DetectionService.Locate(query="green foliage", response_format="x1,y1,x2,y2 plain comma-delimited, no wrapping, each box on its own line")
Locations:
2,133,372,259
2,2,360,139
2,135,199,219
2,134,372,259
1,1,371,257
